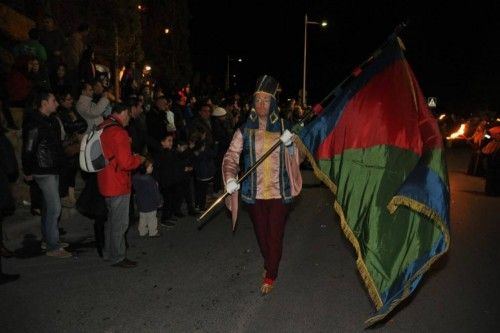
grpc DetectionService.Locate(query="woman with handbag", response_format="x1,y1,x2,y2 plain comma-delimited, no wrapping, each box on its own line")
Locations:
76,172,107,257
55,92,87,207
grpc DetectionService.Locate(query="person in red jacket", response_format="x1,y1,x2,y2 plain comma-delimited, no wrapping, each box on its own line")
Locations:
97,103,144,268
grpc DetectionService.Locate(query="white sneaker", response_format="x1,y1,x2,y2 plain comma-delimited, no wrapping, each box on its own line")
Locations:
46,248,72,258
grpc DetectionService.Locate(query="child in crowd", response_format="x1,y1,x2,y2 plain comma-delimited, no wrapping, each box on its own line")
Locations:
176,140,198,216
154,132,183,228
191,130,215,212
132,157,162,237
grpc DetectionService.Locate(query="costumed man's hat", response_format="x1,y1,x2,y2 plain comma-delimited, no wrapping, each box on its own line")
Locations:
254,75,279,98
249,75,281,126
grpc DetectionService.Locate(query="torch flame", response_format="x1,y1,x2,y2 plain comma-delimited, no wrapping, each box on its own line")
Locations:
446,123,466,140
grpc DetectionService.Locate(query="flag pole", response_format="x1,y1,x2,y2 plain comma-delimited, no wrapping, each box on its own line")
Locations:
197,23,408,227
197,111,317,228
196,139,282,229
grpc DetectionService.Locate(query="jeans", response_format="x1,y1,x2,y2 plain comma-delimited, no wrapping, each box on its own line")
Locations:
104,194,130,264
33,174,61,251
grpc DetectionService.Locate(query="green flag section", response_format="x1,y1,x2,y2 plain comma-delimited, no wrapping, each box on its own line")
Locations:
297,35,450,325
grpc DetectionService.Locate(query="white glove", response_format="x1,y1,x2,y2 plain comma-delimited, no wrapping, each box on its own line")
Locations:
280,130,294,146
225,179,240,194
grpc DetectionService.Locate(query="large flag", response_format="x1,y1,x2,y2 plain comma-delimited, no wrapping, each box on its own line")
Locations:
296,35,450,325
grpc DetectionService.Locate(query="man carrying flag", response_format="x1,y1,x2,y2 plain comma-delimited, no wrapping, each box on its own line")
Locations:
222,75,303,295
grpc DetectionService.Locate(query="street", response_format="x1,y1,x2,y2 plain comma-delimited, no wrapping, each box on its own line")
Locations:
1,146,499,332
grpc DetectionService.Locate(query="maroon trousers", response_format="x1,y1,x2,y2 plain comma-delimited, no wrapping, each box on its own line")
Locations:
248,199,289,280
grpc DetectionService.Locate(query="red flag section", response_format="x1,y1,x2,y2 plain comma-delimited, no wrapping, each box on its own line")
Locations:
316,59,441,159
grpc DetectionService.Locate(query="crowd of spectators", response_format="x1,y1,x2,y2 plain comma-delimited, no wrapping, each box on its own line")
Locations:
0,15,309,269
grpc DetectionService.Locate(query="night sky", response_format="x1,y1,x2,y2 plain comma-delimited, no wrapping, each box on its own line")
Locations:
189,0,499,114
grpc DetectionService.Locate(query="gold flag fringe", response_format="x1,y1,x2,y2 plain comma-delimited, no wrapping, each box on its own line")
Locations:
366,195,450,327
295,137,450,327
295,137,384,309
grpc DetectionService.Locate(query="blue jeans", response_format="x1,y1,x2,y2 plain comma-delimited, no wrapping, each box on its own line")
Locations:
33,174,61,251
104,194,130,264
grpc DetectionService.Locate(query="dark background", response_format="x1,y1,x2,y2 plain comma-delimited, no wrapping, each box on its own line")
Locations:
1,0,497,115
189,0,499,114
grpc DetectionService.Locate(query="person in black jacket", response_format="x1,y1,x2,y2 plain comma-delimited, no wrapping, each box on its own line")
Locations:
191,129,216,211
0,125,20,283
78,46,96,84
22,89,71,258
176,140,198,216
50,64,71,97
154,132,183,228
171,93,188,141
126,96,155,226
483,127,500,196
56,92,87,206
127,96,150,155
211,107,233,194
190,103,214,148
76,171,107,257
145,95,169,158
22,102,43,217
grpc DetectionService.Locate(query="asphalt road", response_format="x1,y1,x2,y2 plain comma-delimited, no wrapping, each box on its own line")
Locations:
1,147,499,332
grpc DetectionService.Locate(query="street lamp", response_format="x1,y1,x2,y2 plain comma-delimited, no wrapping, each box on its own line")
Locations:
226,56,243,91
303,14,327,106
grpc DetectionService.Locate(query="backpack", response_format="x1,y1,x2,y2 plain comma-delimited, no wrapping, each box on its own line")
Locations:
79,120,119,172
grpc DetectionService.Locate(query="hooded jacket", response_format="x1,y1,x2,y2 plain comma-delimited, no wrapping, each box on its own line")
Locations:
97,115,142,197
